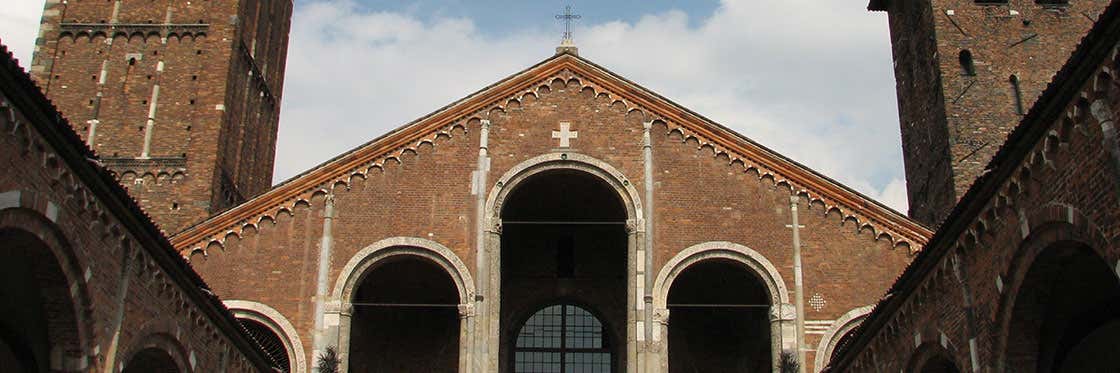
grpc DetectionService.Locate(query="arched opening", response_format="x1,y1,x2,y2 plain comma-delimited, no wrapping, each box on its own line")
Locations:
500,169,627,372
349,255,460,372
1010,74,1025,115
0,228,83,373
513,304,613,372
1004,242,1120,372
237,318,291,372
121,348,180,373
917,354,960,373
667,260,772,372
959,50,976,76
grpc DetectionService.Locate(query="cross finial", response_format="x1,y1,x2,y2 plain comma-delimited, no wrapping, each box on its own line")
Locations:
555,5,581,43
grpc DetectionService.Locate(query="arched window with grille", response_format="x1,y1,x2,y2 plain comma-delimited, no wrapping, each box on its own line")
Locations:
514,304,613,373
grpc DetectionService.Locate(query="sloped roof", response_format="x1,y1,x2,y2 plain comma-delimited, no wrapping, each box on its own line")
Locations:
172,50,931,252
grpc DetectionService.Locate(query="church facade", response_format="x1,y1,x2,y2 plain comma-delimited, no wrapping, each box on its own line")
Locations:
5,0,1120,372
173,51,928,372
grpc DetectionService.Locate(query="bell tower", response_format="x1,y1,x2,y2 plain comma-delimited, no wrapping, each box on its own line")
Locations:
871,0,1110,226
29,0,292,233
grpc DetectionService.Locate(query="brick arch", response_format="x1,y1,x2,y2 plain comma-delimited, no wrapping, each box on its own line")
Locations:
0,190,95,372
119,331,192,373
813,304,874,372
906,342,963,373
224,300,307,373
993,204,1113,372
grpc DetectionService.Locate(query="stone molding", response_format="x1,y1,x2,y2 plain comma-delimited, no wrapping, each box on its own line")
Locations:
653,241,791,310
331,236,475,304
224,300,308,373
813,304,874,372
484,152,643,223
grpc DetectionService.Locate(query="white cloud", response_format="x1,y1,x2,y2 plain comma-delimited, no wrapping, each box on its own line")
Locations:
0,0,41,66
277,0,909,212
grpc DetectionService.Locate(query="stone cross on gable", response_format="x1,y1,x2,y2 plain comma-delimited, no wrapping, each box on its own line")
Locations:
552,122,578,148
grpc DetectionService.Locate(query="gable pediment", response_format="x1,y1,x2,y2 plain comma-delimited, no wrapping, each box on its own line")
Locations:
171,52,931,254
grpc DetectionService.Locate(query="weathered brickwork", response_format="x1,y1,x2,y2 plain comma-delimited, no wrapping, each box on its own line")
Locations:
0,48,274,371
178,54,930,372
878,0,1110,227
831,7,1120,371
27,0,291,234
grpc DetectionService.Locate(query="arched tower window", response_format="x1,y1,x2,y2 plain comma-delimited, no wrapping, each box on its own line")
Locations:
1010,75,1025,115
959,50,976,76
514,304,612,372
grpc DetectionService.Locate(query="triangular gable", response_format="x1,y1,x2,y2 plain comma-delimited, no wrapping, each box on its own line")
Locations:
171,52,931,253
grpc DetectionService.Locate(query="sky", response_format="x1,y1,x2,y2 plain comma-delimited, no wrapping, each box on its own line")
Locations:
0,0,910,213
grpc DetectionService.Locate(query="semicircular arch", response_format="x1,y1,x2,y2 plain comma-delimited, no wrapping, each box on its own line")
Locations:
332,237,475,304
653,241,790,310
224,300,307,373
485,152,643,223
813,305,874,372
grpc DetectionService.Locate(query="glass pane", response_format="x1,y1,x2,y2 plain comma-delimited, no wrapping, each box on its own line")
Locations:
565,352,611,373
516,351,561,373
565,306,603,349
517,305,564,349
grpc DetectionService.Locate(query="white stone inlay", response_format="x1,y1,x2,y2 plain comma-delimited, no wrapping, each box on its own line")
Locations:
551,122,578,148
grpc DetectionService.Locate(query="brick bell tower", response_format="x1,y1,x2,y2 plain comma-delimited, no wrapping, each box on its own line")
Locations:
870,0,1110,227
28,0,292,233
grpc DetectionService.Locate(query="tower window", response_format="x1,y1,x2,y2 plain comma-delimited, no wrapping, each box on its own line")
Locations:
1010,75,1025,115
959,50,976,76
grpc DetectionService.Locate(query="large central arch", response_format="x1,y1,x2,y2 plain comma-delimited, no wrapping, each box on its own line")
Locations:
480,152,644,372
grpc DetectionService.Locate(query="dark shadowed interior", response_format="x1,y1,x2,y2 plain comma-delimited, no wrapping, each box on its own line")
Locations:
1005,242,1120,373
667,260,771,373
0,228,80,373
350,255,460,372
122,348,180,373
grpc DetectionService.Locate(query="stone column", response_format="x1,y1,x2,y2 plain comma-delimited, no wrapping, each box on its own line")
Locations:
771,302,797,373
331,301,352,372
458,303,474,373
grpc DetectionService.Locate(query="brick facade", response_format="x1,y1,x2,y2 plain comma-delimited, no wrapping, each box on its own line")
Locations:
0,45,274,372
27,0,290,234
175,53,932,372
877,0,1110,226
831,3,1120,371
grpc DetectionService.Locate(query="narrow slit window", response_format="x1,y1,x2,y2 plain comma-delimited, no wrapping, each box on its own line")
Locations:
1010,75,1024,115
959,50,976,76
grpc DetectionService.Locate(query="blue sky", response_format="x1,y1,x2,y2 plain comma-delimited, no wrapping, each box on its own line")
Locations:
0,0,909,211
351,1,721,35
